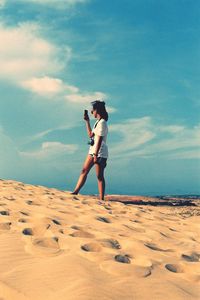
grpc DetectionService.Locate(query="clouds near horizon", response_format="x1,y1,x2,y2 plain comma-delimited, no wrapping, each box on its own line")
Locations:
110,117,200,160
1,0,88,9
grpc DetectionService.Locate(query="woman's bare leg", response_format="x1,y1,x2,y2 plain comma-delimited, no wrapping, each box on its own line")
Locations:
95,163,105,200
71,155,94,194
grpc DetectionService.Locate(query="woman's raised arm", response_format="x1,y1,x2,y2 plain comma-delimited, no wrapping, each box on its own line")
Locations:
85,119,94,138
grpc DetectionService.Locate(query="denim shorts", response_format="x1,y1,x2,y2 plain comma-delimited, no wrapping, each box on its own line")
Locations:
90,155,107,168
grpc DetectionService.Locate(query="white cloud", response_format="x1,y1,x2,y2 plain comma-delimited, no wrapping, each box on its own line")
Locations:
0,23,71,82
0,127,80,181
65,91,106,104
168,150,200,160
1,0,88,9
17,0,87,7
20,141,78,160
160,125,185,134
21,76,79,96
109,117,156,156
109,117,200,160
0,22,108,105
20,123,80,147
107,106,117,113
21,77,64,95
20,76,111,111
0,0,5,8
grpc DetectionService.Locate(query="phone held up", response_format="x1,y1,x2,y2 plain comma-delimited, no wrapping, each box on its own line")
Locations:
84,109,89,120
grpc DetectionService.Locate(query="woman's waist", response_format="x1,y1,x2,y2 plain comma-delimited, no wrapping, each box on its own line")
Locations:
94,138,107,144
94,141,108,148
89,142,108,151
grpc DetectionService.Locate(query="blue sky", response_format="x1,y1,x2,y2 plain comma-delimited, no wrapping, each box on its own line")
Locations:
0,0,199,195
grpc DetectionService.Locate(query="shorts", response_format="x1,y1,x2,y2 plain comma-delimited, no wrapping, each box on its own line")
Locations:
90,155,107,168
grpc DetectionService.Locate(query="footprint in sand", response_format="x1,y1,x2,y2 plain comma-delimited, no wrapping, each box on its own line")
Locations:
25,236,63,256
115,254,131,264
22,228,34,235
182,252,200,262
169,227,178,232
74,205,82,209
0,222,11,230
15,187,25,191
159,231,170,238
0,210,10,216
133,266,152,277
144,242,173,252
18,218,28,223
130,219,142,224
52,219,62,225
165,264,184,273
33,237,59,249
100,239,121,249
26,200,41,206
71,225,82,230
70,230,95,238
20,211,30,216
124,224,145,233
81,242,102,252
96,216,112,223
58,210,69,214
81,200,90,205
4,196,15,201
119,210,128,215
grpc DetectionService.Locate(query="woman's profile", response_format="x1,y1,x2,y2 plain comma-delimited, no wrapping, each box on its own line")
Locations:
71,100,109,200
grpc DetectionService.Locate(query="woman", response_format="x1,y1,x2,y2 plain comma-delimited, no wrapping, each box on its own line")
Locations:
71,100,109,200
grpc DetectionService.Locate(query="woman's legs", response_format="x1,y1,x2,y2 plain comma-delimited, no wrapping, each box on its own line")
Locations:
95,163,106,200
71,155,94,194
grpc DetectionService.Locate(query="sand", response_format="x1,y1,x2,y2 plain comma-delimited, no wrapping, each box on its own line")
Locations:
0,179,200,300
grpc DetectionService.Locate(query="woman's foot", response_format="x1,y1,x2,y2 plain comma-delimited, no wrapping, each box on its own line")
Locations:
70,191,78,195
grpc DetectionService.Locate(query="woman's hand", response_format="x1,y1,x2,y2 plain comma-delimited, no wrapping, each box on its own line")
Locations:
93,154,98,164
84,111,90,121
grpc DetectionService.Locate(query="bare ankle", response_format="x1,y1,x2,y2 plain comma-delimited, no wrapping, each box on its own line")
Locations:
70,191,78,195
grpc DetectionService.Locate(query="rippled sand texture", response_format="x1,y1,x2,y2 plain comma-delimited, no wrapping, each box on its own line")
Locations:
0,179,200,300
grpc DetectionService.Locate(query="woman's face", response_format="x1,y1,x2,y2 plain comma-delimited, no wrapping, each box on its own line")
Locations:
91,108,98,118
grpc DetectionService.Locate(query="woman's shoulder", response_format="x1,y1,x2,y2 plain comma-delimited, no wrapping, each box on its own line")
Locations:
100,118,107,124
98,119,108,128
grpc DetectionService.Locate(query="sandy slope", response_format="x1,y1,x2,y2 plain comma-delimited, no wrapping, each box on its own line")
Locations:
0,179,200,300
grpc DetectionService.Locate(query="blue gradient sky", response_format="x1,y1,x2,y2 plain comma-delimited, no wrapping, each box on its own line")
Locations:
0,0,199,195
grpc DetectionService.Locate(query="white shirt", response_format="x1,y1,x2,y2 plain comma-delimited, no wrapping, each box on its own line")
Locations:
89,119,108,158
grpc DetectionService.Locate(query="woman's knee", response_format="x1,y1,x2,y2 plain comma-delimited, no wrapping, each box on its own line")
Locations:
97,174,104,181
81,167,89,176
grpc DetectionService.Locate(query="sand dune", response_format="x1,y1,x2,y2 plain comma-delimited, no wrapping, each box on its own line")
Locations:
0,179,200,300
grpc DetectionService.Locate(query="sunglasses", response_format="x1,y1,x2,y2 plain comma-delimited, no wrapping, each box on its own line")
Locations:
91,109,97,114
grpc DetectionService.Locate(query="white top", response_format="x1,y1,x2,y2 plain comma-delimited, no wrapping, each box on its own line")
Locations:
88,119,108,158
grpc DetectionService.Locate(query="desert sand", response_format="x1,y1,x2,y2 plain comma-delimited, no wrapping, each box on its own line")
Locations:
0,179,200,300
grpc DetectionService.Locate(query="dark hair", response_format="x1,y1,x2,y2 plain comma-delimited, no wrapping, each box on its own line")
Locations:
91,100,109,121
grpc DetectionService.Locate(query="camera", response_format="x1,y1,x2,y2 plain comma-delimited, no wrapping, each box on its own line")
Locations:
88,138,94,146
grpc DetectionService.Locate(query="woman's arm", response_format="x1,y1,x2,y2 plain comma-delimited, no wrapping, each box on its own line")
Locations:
85,119,94,138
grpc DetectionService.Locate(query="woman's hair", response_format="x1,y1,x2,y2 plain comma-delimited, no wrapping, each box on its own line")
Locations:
91,100,109,121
